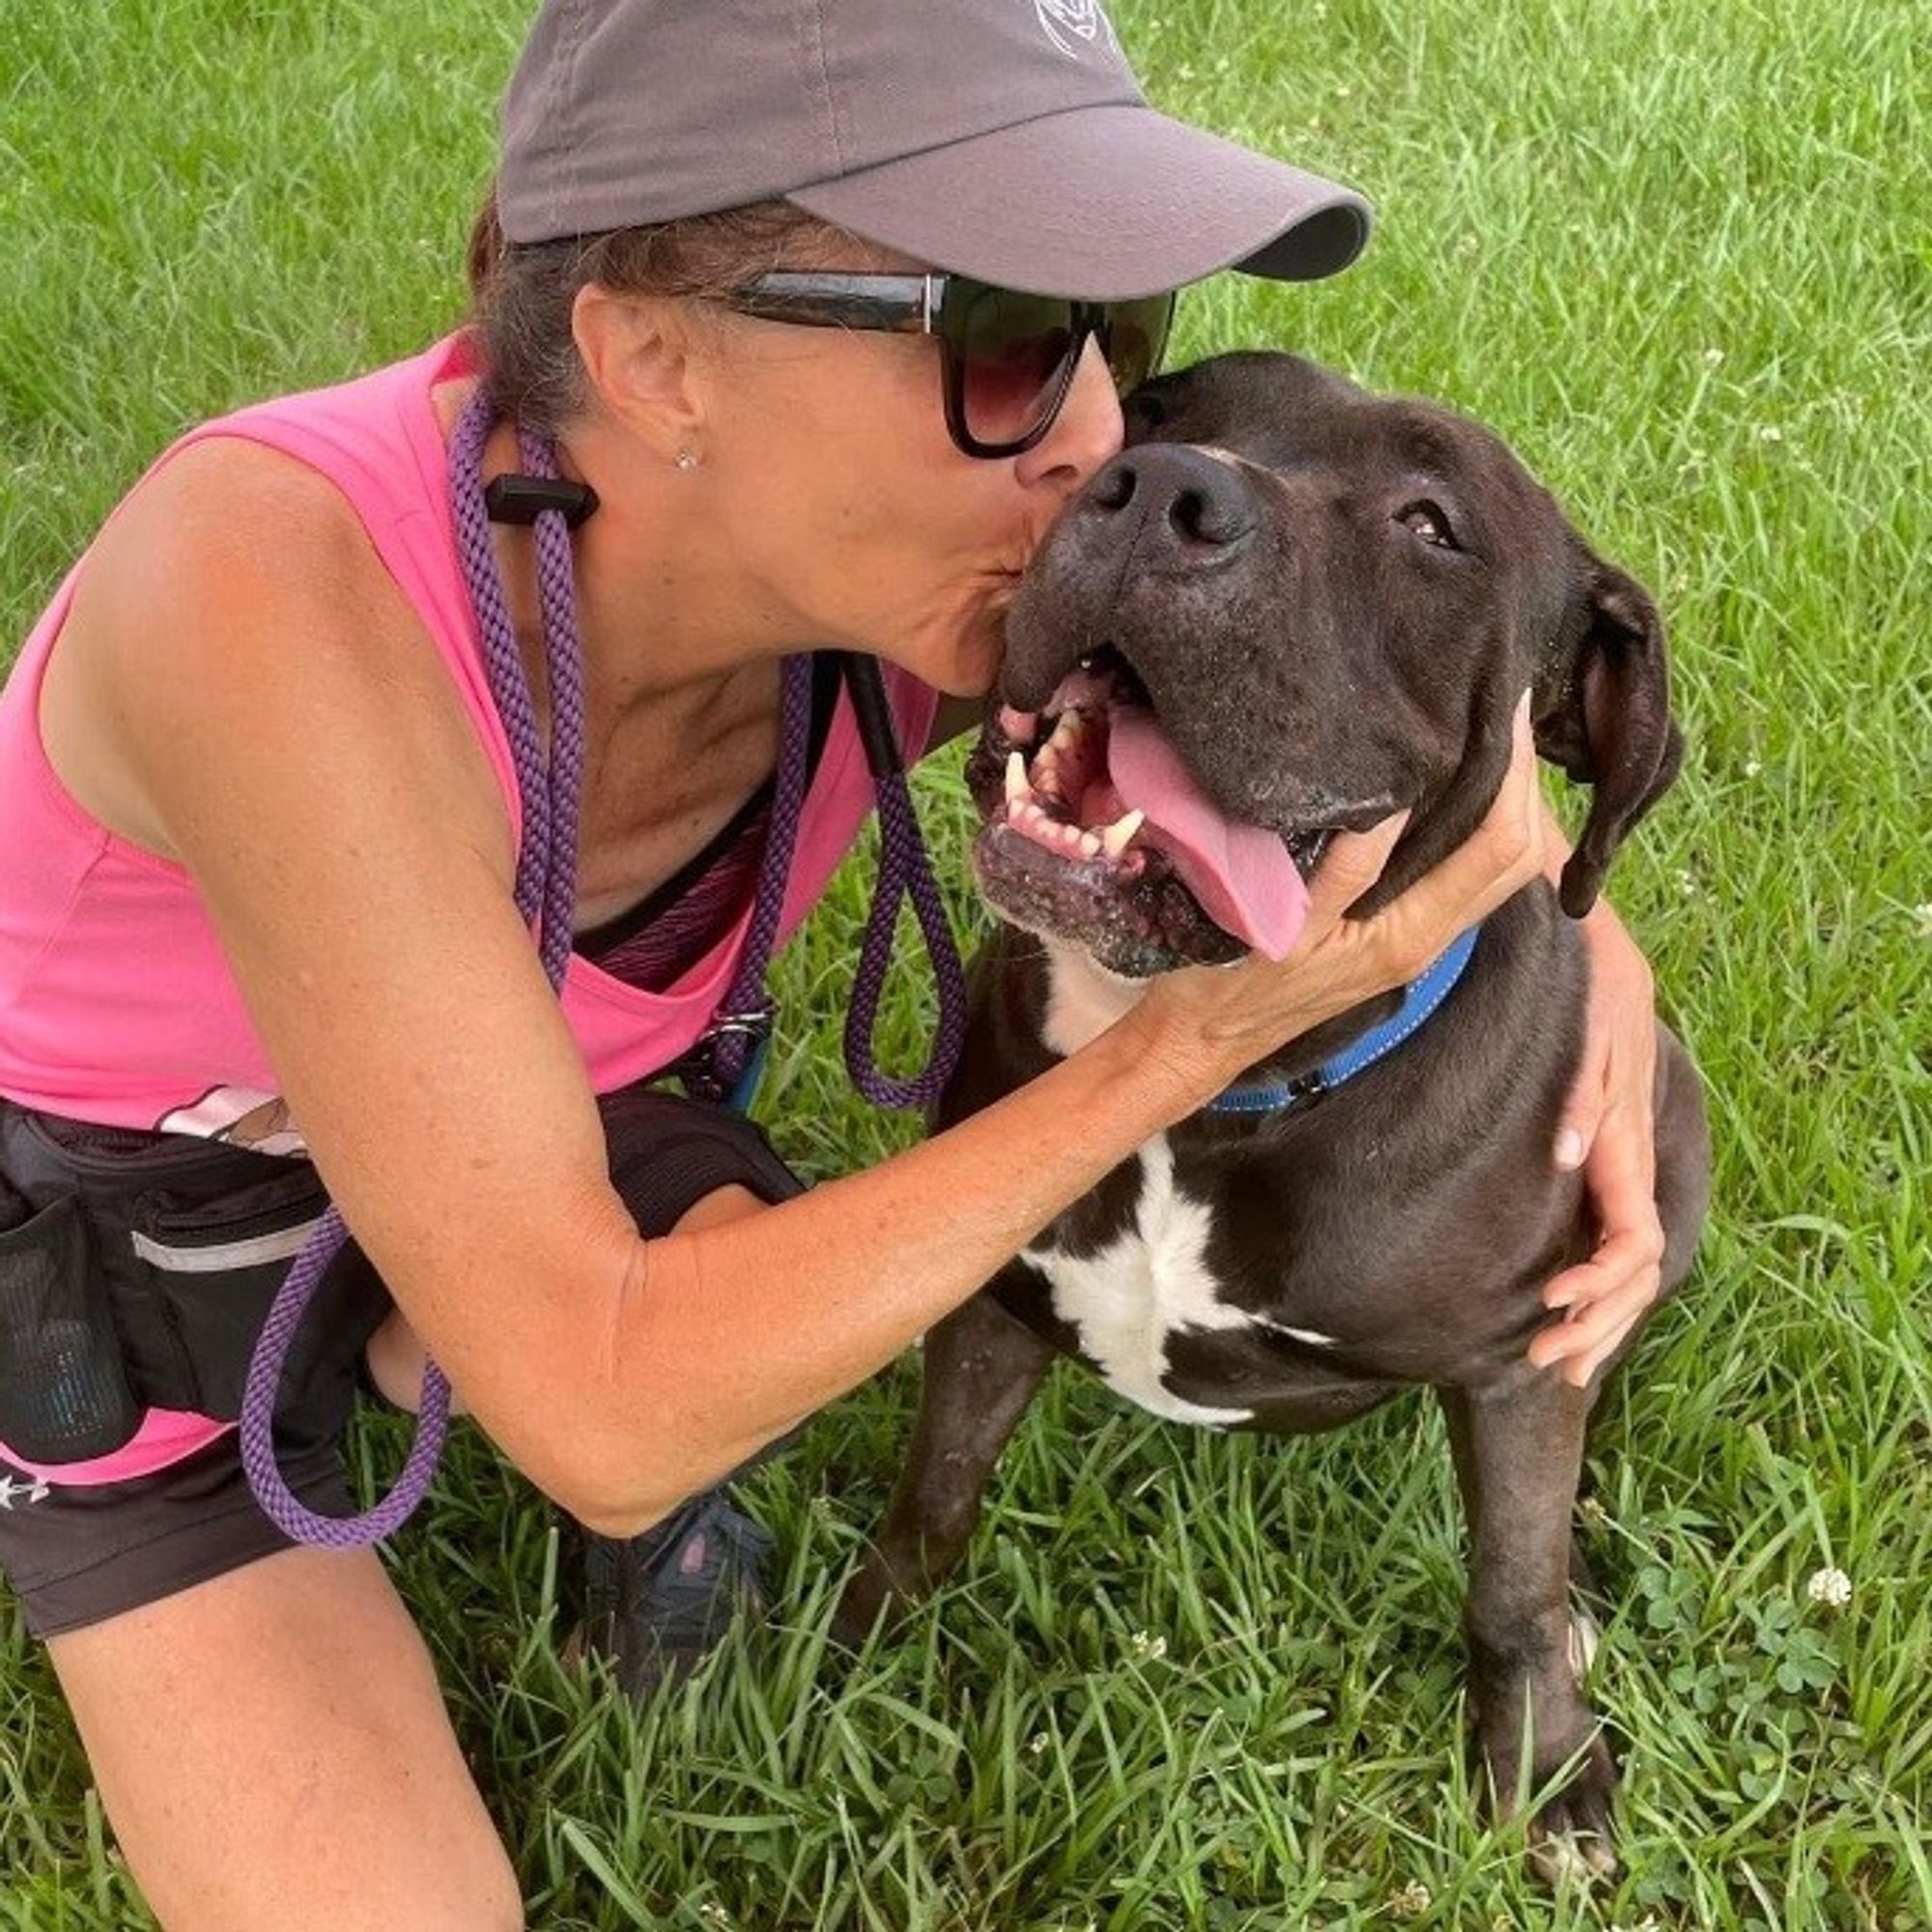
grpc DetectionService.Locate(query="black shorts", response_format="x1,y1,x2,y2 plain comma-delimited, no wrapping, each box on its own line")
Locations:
0,1086,803,1640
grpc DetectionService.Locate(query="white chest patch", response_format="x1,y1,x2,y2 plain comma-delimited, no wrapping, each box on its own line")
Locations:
1026,945,1343,1425
1024,1133,1261,1427
1038,939,1150,1058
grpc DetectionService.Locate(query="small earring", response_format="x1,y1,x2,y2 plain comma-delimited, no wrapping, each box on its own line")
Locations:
675,448,700,471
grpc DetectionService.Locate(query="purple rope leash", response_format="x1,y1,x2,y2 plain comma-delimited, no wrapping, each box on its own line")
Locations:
242,389,966,1546
841,667,970,1109
702,654,814,1099
516,421,587,988
240,391,585,1544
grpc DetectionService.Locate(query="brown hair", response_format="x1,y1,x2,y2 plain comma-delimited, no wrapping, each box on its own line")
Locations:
464,182,853,434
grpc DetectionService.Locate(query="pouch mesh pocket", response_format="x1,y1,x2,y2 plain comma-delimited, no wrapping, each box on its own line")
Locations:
0,1195,143,1463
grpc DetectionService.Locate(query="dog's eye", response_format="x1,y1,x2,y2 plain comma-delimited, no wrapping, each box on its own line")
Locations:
1397,500,1460,550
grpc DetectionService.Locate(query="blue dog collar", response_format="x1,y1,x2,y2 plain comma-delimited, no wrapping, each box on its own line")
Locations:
1207,923,1483,1118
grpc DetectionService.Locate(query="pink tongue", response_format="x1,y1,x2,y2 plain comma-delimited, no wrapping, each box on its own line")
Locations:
1107,709,1311,959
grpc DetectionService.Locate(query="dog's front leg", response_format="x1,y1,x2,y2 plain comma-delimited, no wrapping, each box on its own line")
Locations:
834,1286,1056,1645
1436,1373,1619,1882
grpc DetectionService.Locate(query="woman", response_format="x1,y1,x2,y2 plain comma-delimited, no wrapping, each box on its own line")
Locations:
0,1,1665,1922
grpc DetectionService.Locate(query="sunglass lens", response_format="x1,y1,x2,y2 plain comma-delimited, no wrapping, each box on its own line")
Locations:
952,284,1081,449
1103,293,1177,397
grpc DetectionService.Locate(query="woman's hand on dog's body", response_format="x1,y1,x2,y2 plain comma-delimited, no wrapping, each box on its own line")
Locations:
1530,889,1665,1388
1137,694,1546,1084
1135,693,1666,1388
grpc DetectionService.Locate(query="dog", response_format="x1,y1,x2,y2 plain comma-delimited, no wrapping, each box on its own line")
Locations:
836,353,1713,1879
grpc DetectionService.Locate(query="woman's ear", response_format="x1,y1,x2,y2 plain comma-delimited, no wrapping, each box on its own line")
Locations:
570,284,705,460
1531,549,1685,918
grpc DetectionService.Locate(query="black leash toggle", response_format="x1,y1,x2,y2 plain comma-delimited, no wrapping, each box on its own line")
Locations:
484,471,601,529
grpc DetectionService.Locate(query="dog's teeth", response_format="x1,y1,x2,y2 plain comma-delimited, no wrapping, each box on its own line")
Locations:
1078,830,1102,859
998,705,1038,747
1099,809,1145,858
1005,751,1033,807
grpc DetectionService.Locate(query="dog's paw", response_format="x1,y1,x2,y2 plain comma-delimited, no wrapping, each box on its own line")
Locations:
1526,1727,1620,1884
831,1549,920,1649
1468,1638,1621,1885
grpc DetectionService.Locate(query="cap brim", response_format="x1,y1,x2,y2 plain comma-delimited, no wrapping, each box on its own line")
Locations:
786,103,1370,302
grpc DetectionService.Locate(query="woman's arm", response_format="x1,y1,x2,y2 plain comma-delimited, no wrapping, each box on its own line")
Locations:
1525,798,1667,1387
84,450,1544,1534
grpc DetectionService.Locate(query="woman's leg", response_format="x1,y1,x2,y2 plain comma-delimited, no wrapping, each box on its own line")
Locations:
47,1544,524,1932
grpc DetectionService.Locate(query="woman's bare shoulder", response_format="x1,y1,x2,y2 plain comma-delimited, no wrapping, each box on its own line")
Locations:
43,435,507,878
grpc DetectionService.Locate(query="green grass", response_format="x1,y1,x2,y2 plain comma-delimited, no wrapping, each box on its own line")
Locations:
2,0,1928,1925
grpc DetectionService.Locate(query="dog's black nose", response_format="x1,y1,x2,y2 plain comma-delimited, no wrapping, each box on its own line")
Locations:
1080,445,1257,568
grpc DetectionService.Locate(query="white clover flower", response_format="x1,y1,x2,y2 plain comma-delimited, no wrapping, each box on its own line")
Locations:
1744,757,1763,778
1127,1629,1168,1662
1029,1731,1050,1756
1807,1566,1853,1609
1758,424,1784,443
1913,903,1932,941
1701,347,1724,366
1389,1880,1432,1918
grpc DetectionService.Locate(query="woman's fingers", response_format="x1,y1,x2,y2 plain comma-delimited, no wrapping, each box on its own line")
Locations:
1143,693,1544,1087
1359,692,1542,976
1530,1112,1666,1383
1302,807,1409,931
1527,896,1666,1384
1528,1251,1662,1386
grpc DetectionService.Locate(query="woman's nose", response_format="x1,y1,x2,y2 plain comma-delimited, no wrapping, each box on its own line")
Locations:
1014,336,1124,494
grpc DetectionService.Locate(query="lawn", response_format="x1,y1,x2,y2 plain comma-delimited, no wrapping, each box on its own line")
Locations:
2,0,1928,1926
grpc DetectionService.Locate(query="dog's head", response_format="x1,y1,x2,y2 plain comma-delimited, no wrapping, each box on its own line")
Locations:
966,352,1682,975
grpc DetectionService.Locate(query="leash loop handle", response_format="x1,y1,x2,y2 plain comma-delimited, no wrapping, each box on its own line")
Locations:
838,655,968,1111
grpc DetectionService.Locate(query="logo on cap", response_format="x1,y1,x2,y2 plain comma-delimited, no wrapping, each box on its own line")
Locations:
1034,0,1118,60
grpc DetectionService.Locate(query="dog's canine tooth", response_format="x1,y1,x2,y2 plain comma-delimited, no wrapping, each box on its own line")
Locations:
1005,751,1034,807
1100,809,1145,858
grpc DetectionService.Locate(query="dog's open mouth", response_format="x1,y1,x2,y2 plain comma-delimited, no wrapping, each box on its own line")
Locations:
965,647,1334,976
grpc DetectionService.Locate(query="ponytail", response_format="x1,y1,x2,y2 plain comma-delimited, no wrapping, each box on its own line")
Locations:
466,178,507,304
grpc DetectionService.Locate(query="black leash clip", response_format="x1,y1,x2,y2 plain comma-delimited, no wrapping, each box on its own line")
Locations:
670,1001,781,1109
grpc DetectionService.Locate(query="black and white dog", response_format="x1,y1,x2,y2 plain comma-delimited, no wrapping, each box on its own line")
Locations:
838,354,1712,1878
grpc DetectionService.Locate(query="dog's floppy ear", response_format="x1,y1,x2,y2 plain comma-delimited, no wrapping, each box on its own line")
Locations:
1531,551,1683,918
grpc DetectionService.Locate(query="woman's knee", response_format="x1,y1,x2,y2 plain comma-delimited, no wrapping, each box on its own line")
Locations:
362,1305,469,1416
669,1180,768,1233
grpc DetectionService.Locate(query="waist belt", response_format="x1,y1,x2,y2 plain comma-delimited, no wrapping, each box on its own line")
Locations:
0,1100,387,1466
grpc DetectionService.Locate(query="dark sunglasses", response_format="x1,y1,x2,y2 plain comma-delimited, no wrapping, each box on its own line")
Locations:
718,271,1178,459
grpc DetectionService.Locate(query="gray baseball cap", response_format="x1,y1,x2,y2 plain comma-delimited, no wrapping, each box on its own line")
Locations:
497,0,1371,301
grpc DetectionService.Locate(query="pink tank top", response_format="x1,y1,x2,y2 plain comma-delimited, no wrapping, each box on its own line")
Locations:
0,331,938,1485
